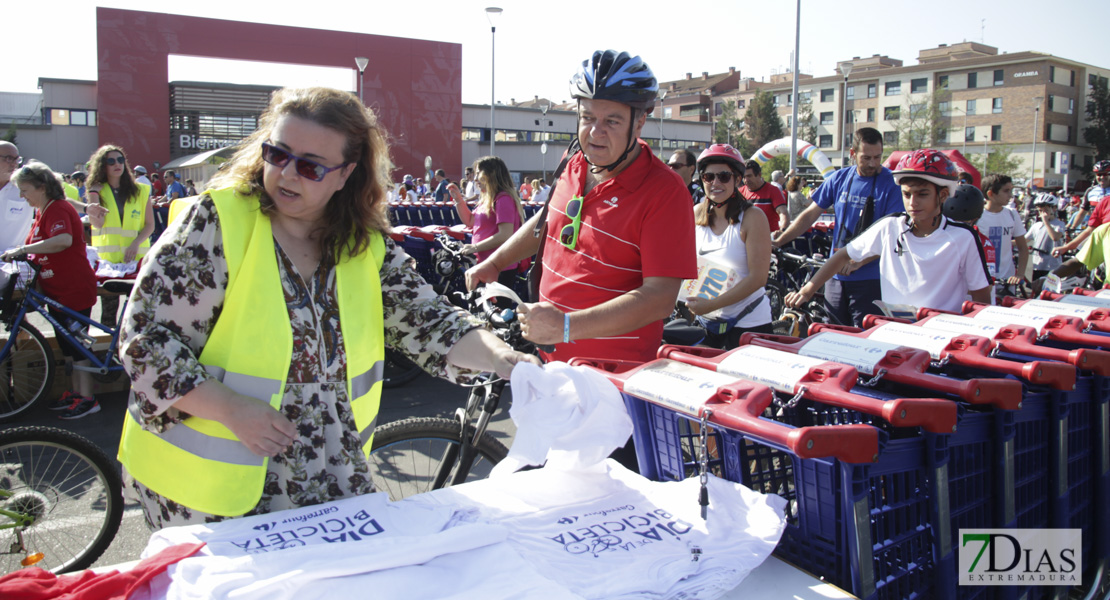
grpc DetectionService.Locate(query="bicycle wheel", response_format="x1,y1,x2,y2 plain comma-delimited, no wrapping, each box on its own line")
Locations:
0,426,123,574
382,348,422,389
0,322,56,422
368,417,508,501
764,280,786,322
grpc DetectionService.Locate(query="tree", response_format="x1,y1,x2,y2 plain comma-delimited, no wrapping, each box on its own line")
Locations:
742,89,785,151
891,88,945,151
796,93,818,147
1083,76,1110,172
965,144,1024,180
713,100,744,146
2,123,15,145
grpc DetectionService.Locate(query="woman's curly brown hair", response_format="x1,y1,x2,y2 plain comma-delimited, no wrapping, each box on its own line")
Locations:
209,87,393,263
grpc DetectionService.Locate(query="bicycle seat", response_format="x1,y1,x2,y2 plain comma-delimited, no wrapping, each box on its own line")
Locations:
100,279,135,296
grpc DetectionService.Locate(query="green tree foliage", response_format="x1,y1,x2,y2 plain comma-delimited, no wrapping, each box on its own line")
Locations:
742,89,785,150
2,123,16,144
892,89,946,151
796,93,818,147
1083,76,1110,173
713,100,744,146
965,144,1024,180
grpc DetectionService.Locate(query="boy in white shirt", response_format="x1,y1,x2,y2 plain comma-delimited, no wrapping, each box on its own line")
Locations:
785,149,991,314
1024,194,1065,279
978,174,1030,284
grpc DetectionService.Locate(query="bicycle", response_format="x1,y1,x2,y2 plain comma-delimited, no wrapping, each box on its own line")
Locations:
770,251,841,336
369,285,537,501
0,425,124,574
0,260,132,422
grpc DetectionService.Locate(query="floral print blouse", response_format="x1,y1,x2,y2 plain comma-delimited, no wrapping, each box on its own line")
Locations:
119,194,483,529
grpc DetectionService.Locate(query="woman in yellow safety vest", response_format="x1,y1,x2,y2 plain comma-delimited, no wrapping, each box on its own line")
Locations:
117,87,540,529
86,145,154,329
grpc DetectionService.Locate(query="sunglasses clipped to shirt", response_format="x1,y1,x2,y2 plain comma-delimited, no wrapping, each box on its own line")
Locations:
261,142,349,182
559,195,584,250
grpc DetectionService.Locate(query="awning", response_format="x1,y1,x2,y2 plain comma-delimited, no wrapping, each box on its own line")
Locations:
161,146,237,170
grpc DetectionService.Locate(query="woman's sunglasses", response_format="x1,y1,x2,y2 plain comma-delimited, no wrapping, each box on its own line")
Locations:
701,171,734,184
261,142,349,182
104,156,125,166
559,196,584,250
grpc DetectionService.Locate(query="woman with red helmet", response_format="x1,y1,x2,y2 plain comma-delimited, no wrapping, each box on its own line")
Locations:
785,149,992,313
682,144,773,348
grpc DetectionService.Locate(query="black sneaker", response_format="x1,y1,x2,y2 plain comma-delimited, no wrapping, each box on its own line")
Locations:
47,391,78,411
58,396,100,420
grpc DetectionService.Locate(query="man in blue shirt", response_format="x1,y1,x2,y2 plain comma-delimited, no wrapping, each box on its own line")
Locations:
432,169,450,203
772,127,901,326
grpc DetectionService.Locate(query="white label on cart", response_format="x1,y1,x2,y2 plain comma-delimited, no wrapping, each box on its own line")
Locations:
716,346,824,393
797,332,891,375
975,306,1053,330
869,323,957,360
1015,299,1097,319
1056,294,1110,309
623,360,741,416
1096,289,1110,299
919,314,1004,337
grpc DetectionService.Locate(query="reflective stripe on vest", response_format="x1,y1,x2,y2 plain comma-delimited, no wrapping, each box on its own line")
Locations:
118,187,386,517
91,183,151,263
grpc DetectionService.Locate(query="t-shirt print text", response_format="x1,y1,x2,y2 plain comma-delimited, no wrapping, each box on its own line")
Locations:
603,196,619,208
549,505,694,558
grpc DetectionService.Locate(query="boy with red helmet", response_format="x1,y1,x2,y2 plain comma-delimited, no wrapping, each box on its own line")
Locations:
785,149,992,313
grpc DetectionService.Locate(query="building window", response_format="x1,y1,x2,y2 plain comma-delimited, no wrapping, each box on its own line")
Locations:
991,125,1002,141
883,131,899,146
866,107,876,122
819,135,833,148
885,81,901,96
910,78,928,94
938,128,948,143
1049,66,1055,82
1071,71,1076,87
909,103,927,118
772,95,780,107
968,72,978,88
884,106,901,120
965,127,975,142
820,111,834,125
786,94,793,106
47,108,97,126
820,88,834,102
1069,98,1075,114
846,86,855,100
939,75,949,89
867,84,876,98
663,107,672,118
680,105,703,117
966,99,977,115
993,69,1004,86
938,101,951,115
736,100,745,109
461,127,484,141
992,98,1002,113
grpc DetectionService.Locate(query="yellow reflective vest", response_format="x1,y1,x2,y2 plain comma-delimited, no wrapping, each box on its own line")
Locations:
90,183,151,263
118,187,386,517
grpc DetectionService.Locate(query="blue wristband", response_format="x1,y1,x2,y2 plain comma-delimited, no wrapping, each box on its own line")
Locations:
563,312,571,344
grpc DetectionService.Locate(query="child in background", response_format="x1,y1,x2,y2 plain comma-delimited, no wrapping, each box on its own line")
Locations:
1025,194,1065,279
978,174,1030,284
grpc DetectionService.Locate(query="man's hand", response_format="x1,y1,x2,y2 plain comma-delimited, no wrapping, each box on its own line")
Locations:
465,260,501,291
515,302,565,345
221,394,296,457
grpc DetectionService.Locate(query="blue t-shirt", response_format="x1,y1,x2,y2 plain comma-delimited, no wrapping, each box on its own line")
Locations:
434,180,450,203
812,165,902,281
165,181,187,199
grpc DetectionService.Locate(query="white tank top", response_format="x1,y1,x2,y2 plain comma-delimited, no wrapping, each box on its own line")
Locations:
694,209,772,326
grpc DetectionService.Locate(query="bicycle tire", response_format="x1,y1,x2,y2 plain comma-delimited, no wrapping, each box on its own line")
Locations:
382,348,422,388
0,322,56,423
368,417,508,501
764,280,786,323
0,426,123,574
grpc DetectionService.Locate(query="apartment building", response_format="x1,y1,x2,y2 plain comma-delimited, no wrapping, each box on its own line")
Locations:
666,42,1110,189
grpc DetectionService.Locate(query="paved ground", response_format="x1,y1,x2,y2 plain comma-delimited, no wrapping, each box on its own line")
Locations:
1,368,517,570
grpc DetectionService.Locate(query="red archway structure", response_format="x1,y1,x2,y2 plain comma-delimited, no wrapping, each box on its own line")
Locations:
96,7,461,180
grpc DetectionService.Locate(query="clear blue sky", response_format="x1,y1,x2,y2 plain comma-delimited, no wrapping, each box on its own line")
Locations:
9,0,1110,105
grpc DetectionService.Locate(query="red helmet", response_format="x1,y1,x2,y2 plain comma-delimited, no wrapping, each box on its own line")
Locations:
892,149,958,193
696,144,746,173
1094,160,1110,175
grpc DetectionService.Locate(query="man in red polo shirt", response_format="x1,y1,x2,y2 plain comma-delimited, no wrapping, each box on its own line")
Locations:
740,160,790,233
466,50,696,364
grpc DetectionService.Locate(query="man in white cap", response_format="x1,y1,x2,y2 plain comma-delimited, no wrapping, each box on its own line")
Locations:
133,165,152,197
0,141,33,252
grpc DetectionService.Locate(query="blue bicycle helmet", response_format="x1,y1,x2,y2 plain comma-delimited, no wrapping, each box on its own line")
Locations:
570,50,659,111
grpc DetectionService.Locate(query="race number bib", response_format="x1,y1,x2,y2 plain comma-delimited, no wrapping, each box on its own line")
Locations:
679,256,741,319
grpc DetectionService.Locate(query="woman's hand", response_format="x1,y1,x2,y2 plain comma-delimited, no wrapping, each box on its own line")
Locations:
460,243,477,255
221,393,297,458
784,285,814,309
487,347,542,380
88,206,107,229
124,240,141,262
0,247,23,262
684,296,712,316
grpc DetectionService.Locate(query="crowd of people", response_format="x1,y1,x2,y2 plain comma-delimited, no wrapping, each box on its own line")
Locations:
3,47,1109,536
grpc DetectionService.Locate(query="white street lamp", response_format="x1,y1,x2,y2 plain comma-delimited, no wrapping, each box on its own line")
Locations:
839,62,853,166
540,102,550,181
789,0,801,172
1030,97,1043,191
657,91,667,159
486,7,502,156
354,57,369,104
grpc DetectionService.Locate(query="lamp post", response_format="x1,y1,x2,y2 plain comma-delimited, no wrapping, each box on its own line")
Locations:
1030,97,1043,191
982,134,990,173
704,90,714,144
658,91,667,159
540,102,550,181
789,0,801,172
354,57,369,104
485,7,502,156
839,62,853,166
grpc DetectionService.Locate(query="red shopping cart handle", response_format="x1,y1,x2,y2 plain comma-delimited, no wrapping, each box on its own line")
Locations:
967,299,1110,333
658,344,959,434
569,357,880,464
